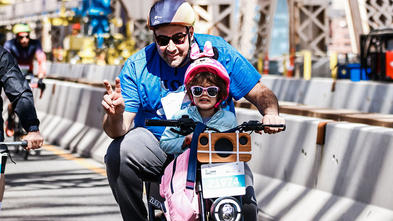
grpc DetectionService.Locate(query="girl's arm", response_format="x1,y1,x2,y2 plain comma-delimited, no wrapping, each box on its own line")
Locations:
160,110,190,155
160,127,187,155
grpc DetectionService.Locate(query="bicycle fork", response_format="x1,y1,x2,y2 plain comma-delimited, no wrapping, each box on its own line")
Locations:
0,152,8,207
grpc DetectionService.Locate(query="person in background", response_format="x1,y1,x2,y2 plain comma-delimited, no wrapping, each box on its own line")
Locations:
3,23,46,137
0,45,44,210
96,49,107,65
63,23,82,63
101,0,285,220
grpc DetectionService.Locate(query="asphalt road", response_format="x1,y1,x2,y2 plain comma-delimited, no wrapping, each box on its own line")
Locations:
0,144,122,221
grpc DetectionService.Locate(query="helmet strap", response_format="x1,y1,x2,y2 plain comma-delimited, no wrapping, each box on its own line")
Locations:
178,26,193,68
214,100,222,108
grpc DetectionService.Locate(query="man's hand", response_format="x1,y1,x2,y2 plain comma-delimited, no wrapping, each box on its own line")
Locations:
261,114,286,134
102,77,125,116
102,78,134,138
23,131,44,150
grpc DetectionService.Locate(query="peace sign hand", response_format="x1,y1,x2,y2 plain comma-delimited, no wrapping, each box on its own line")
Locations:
102,77,125,116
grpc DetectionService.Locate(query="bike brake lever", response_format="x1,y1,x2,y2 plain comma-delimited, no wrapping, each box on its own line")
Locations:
0,149,16,164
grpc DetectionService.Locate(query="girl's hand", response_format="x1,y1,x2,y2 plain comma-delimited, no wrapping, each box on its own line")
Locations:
182,133,193,148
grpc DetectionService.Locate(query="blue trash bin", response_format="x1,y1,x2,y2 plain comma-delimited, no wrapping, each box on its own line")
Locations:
346,63,361,81
338,63,369,81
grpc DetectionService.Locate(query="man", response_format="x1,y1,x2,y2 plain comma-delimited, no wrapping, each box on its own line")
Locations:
102,0,285,220
0,45,44,209
63,23,82,63
3,23,46,137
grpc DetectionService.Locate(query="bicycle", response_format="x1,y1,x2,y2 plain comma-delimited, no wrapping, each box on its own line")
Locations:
0,140,27,209
145,116,285,221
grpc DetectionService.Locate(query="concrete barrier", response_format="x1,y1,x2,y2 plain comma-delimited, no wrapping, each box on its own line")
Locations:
32,79,111,160
236,108,325,188
44,62,121,83
261,75,393,114
235,108,393,220
318,123,393,210
69,63,86,79
49,63,72,78
69,85,107,156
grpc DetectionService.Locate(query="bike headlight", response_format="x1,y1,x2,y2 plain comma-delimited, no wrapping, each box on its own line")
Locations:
211,197,242,221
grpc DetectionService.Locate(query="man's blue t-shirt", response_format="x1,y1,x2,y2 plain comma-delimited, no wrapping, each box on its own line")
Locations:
119,33,261,139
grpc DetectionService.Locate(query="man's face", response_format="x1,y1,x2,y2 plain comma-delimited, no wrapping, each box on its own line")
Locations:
17,32,30,47
154,25,193,68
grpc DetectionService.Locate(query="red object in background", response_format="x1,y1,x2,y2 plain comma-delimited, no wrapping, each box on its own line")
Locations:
287,47,295,77
386,51,393,79
72,23,81,30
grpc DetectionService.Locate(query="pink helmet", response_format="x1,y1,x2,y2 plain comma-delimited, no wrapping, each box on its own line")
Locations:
184,42,230,107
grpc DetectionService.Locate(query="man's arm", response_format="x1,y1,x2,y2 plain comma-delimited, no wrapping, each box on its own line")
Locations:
35,50,46,79
0,46,44,149
3,40,12,53
103,111,135,138
244,80,285,134
244,80,279,115
102,78,136,138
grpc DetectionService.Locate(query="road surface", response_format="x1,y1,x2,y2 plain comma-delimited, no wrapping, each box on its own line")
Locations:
0,144,122,221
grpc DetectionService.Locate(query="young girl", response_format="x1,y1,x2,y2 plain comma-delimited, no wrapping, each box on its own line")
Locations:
160,56,236,155
160,42,257,221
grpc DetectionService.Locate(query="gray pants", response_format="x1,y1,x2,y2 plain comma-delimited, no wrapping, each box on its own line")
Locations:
105,127,257,221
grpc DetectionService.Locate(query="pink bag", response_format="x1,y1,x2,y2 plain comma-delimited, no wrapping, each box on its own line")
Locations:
160,149,199,221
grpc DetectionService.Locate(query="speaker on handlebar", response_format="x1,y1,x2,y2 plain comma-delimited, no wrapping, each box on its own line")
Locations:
197,132,251,163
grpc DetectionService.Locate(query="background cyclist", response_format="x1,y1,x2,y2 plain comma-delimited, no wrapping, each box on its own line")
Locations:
3,23,46,137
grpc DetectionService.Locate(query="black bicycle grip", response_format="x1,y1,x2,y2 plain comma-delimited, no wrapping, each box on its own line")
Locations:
20,140,28,147
237,122,286,132
38,78,46,91
263,124,286,131
145,119,180,127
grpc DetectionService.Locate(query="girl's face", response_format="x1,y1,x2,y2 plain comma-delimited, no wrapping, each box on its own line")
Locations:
192,81,218,111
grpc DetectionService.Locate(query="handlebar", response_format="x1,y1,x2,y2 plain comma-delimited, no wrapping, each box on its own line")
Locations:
0,140,28,148
145,116,286,134
0,141,28,164
146,116,197,135
146,119,190,127
227,120,286,132
146,116,196,127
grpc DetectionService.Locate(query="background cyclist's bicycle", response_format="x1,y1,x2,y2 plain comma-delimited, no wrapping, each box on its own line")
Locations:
0,140,27,210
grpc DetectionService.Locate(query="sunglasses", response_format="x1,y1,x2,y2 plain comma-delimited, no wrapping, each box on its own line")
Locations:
154,32,187,46
190,86,219,97
17,35,29,40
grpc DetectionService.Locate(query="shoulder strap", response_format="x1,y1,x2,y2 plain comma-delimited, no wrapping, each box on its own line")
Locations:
186,122,206,190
